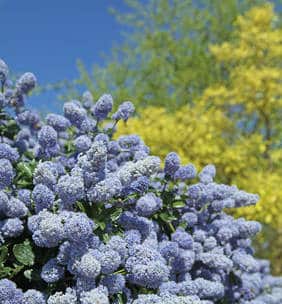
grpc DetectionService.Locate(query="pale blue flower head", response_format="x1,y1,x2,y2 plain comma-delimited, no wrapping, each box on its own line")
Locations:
1,218,24,238
24,289,45,304
164,152,180,178
172,228,193,250
82,90,93,109
174,164,197,181
16,72,37,94
199,164,216,184
0,159,14,190
0,279,23,304
64,101,87,128
47,288,77,304
0,143,19,163
74,252,101,279
64,212,95,243
33,161,58,188
38,125,57,148
46,113,71,132
32,184,55,213
41,258,64,283
4,197,28,218
101,274,125,295
136,193,163,217
0,59,9,84
92,94,113,120
74,135,92,153
80,286,109,304
112,101,135,121
57,174,84,208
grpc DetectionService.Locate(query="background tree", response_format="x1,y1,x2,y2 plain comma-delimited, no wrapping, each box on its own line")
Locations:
77,0,266,110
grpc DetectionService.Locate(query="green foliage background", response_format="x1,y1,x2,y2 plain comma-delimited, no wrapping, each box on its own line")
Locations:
77,0,266,108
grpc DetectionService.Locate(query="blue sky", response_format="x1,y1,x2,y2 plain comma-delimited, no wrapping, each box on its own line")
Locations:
0,0,128,82
0,0,130,111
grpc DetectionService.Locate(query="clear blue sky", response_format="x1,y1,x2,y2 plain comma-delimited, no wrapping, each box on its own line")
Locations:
0,0,128,82
0,0,129,111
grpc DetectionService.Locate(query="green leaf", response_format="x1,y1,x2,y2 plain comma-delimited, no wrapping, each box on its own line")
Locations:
159,212,177,222
24,150,35,160
179,221,188,229
102,233,110,243
76,201,86,213
110,208,123,221
96,221,106,231
172,201,186,208
17,163,33,178
117,293,124,304
24,269,33,280
13,240,35,266
0,246,8,263
114,268,127,275
11,263,24,276
0,264,13,279
17,180,32,187
64,141,76,154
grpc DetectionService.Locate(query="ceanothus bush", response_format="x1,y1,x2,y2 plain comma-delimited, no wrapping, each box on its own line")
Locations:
0,58,281,304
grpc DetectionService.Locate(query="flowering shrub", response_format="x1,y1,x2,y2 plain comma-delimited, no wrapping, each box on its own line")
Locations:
115,4,282,274
0,59,281,303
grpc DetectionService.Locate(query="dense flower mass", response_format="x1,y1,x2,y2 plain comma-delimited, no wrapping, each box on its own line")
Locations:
0,58,281,303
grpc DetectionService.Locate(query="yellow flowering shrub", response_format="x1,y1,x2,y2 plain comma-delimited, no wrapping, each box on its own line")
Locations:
208,3,282,142
204,3,282,225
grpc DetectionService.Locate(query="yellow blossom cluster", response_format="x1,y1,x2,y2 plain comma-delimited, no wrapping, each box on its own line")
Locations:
208,3,282,142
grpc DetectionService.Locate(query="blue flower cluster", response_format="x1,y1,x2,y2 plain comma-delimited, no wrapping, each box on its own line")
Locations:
0,58,281,304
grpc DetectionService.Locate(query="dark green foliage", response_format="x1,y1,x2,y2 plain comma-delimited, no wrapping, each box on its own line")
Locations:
13,240,35,266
